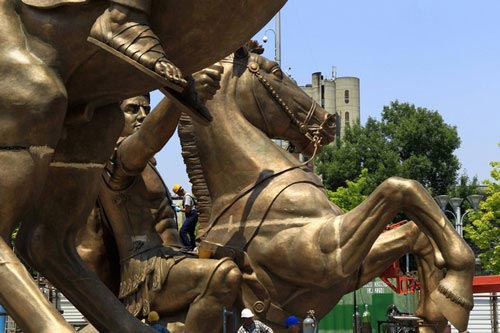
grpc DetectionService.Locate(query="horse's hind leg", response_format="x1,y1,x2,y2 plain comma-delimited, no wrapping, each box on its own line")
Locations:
357,222,447,333
336,177,474,331
15,105,156,333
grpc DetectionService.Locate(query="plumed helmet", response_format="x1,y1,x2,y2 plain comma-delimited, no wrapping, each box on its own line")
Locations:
285,315,300,327
172,184,182,194
241,308,254,318
147,311,160,322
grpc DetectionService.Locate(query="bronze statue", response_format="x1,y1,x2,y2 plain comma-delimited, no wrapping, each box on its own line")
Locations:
0,1,286,332
175,47,474,333
77,67,243,333
24,0,187,89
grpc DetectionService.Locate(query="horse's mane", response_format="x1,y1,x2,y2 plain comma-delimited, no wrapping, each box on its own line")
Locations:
178,43,262,231
178,113,212,231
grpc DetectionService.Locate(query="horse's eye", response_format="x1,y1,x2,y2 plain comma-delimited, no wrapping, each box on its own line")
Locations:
272,68,283,80
326,116,335,128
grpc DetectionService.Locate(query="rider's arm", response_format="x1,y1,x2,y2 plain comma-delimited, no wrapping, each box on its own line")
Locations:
119,64,223,173
118,96,181,173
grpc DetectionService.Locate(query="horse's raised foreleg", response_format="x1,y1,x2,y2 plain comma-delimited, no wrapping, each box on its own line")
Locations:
357,222,447,332
15,105,157,333
356,222,433,286
334,177,474,331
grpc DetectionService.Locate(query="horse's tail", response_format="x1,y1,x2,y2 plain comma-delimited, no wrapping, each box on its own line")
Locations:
178,113,212,232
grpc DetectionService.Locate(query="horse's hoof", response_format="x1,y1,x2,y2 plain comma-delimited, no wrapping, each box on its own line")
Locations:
418,324,447,333
429,270,473,332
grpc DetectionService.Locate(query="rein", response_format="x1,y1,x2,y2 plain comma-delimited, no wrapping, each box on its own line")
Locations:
246,56,332,162
221,55,334,162
202,55,329,235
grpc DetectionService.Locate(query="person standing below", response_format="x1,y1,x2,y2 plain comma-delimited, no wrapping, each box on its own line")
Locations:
238,308,273,333
147,311,170,333
172,184,198,251
285,316,301,333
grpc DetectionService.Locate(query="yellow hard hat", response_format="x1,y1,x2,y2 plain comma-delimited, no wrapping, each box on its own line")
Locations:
172,184,182,194
148,311,159,322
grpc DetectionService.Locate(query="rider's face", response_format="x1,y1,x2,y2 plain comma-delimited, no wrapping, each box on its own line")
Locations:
120,96,151,137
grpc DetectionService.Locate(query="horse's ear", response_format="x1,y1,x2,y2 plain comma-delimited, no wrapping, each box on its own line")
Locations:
234,46,249,59
246,40,265,55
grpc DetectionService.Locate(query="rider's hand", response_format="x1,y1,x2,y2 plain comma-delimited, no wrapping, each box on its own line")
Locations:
192,62,224,102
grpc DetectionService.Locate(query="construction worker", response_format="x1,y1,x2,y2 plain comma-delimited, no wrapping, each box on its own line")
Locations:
172,184,198,251
147,311,170,333
285,315,301,333
238,308,273,333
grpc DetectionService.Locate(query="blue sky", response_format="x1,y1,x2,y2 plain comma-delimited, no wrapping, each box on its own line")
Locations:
152,0,500,192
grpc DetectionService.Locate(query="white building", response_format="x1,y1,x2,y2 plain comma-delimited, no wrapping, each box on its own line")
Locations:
301,71,360,139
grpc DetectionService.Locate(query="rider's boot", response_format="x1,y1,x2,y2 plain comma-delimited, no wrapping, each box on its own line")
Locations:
89,0,187,89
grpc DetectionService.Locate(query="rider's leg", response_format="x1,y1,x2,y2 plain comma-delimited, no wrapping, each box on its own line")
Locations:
76,205,121,294
15,105,156,333
152,258,242,333
89,0,186,86
0,2,74,332
184,260,241,332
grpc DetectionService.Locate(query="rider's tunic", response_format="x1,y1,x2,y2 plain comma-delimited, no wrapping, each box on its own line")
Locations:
97,142,184,317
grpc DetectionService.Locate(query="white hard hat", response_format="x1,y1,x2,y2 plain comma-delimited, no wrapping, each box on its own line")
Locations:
241,308,254,318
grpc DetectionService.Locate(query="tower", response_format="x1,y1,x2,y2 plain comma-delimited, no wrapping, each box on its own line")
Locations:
301,71,360,139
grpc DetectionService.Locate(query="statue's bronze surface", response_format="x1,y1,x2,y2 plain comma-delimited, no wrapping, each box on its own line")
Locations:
0,1,286,332
176,48,474,333
78,91,241,332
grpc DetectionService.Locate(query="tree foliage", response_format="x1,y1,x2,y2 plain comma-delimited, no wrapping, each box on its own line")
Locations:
464,147,500,274
327,168,369,212
316,101,461,195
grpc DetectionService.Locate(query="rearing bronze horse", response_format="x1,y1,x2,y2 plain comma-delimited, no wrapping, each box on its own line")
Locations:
0,1,285,332
178,48,475,333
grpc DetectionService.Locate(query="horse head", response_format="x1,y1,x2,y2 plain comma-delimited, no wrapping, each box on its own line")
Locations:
219,45,337,156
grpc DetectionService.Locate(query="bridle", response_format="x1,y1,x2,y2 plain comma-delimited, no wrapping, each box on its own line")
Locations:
203,54,331,237
245,54,336,159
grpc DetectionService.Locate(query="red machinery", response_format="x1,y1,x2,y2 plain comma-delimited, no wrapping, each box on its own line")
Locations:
379,220,420,294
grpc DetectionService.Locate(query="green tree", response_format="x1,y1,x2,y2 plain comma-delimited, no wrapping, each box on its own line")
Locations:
464,149,500,274
327,168,369,212
316,101,461,195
